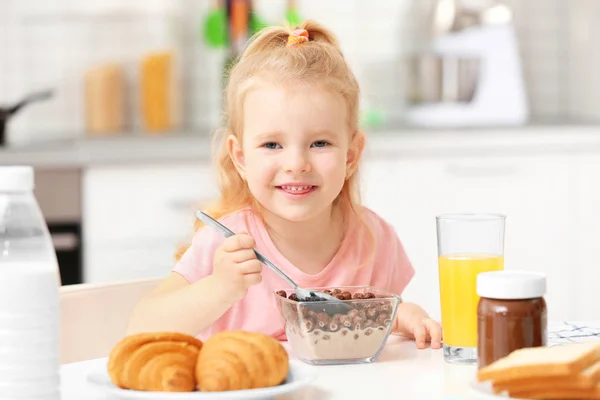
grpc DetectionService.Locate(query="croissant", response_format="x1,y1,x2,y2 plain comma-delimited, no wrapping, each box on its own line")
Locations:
195,330,289,392
107,332,203,392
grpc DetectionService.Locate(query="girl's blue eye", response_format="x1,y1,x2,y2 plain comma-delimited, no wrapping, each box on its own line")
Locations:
312,141,329,148
263,142,281,149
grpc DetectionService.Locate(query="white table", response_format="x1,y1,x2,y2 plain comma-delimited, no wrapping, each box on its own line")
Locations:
60,321,600,400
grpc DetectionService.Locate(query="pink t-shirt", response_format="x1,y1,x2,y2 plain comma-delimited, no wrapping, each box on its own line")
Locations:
173,207,415,342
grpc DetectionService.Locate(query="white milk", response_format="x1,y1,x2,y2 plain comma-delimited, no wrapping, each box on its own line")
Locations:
0,166,61,400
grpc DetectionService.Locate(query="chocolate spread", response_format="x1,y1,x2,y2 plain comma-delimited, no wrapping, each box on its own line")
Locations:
477,296,547,369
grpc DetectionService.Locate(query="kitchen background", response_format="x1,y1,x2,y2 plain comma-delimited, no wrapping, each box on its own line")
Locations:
1,0,600,323
3,0,599,140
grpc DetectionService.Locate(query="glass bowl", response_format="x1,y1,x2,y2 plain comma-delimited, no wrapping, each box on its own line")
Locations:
274,285,402,365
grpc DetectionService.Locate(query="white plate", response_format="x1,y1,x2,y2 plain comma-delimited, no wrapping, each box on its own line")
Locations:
469,380,530,400
86,360,318,399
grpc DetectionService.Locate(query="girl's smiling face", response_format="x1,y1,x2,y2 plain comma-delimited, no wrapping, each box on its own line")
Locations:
228,81,363,223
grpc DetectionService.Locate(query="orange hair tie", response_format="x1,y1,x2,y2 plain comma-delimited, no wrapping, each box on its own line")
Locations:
287,29,309,47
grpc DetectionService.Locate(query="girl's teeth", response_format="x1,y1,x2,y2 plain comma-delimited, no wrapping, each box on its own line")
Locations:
282,186,310,191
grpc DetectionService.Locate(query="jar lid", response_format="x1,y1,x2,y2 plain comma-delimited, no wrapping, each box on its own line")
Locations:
477,270,546,299
0,166,34,192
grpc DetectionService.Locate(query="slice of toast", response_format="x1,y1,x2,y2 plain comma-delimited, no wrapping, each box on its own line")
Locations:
507,381,600,400
492,359,600,394
477,341,600,382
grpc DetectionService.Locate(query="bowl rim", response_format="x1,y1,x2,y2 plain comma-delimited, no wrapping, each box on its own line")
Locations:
273,285,403,305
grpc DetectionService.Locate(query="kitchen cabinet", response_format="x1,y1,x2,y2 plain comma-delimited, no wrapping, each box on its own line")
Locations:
83,163,218,242
82,163,218,283
84,239,177,283
572,155,600,321
361,157,442,319
361,153,576,322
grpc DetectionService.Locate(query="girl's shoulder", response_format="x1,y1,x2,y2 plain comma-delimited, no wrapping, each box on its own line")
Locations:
173,207,260,283
214,207,257,231
185,207,260,256
195,205,254,226
353,205,398,238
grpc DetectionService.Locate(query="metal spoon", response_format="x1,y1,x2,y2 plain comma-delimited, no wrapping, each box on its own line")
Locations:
195,211,352,314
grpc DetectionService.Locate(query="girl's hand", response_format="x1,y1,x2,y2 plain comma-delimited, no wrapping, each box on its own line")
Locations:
212,233,263,303
393,302,443,350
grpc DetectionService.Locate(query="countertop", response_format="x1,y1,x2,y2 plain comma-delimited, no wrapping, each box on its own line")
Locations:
60,320,600,400
3,125,600,168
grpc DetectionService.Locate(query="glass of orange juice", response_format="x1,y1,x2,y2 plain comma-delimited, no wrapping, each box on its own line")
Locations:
436,213,505,364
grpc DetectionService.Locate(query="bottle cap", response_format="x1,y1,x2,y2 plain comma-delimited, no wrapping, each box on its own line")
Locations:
477,270,546,299
0,166,34,192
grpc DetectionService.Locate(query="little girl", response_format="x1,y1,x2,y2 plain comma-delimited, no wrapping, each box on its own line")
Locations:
127,20,442,350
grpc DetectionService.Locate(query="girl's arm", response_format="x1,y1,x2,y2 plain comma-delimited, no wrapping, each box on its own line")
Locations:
126,272,235,336
126,232,263,337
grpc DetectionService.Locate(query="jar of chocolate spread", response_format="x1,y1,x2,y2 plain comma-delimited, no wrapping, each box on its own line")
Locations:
476,270,547,369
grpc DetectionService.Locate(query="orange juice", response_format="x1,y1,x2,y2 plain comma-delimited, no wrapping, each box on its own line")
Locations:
438,254,504,347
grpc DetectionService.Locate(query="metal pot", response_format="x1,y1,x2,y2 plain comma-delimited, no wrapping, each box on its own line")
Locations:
404,54,480,104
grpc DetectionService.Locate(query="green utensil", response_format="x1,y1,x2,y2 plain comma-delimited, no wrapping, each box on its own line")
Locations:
249,12,270,35
360,107,386,130
202,0,228,48
285,0,302,27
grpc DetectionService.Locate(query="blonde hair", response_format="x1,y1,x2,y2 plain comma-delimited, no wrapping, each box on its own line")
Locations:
175,20,370,261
